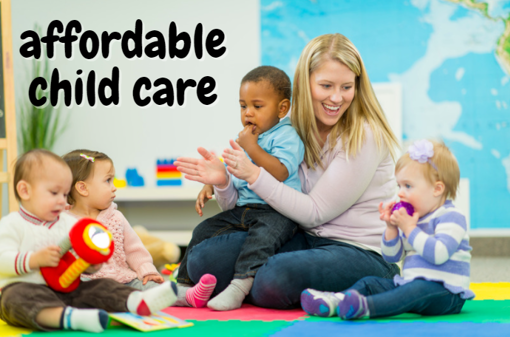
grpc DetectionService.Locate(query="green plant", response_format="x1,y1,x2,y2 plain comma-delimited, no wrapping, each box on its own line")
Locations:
18,24,68,154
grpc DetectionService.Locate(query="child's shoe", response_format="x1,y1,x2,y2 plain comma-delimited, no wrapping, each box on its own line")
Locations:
337,290,369,320
300,288,345,317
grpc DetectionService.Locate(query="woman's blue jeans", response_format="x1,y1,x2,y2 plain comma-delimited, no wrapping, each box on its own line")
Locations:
186,230,400,309
349,276,466,318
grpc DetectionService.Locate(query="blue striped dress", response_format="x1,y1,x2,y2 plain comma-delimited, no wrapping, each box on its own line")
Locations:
381,200,475,299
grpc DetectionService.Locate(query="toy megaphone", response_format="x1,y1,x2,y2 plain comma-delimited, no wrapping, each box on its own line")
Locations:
41,218,114,292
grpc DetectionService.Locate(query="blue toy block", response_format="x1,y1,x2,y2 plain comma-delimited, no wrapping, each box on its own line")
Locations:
126,168,145,187
156,180,182,186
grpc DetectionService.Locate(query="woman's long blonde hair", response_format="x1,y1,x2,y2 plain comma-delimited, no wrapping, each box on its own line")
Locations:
292,33,399,169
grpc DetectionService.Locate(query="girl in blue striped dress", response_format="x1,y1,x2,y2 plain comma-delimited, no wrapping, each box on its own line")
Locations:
301,139,474,319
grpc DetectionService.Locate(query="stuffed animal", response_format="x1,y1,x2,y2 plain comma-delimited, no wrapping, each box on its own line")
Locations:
133,225,181,268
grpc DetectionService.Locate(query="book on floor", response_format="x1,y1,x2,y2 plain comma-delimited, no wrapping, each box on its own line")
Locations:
108,311,193,332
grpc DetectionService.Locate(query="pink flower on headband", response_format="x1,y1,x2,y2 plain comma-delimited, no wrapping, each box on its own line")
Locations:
408,140,434,164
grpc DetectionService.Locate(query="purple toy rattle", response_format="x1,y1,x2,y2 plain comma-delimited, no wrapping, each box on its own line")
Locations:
392,201,415,216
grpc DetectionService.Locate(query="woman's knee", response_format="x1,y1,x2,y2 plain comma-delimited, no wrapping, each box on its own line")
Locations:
249,257,304,309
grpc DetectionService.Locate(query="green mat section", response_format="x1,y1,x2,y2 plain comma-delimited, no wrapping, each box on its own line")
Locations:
16,301,510,336
20,320,294,337
305,300,510,324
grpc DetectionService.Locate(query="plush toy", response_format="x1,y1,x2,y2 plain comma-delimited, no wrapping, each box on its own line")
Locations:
40,218,114,293
133,225,181,268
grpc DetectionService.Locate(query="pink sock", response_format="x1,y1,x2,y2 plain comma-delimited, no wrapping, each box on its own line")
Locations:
186,274,217,308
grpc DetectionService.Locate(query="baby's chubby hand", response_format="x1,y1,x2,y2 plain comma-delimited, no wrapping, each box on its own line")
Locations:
196,184,214,217
30,245,61,269
143,274,165,285
236,125,259,153
390,208,419,237
378,201,396,225
84,263,103,274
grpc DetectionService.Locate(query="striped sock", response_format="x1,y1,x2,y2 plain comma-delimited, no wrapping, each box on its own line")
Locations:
185,274,217,308
60,307,109,333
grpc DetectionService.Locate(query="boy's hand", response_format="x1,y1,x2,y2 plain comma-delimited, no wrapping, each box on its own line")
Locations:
143,274,165,284
379,201,396,226
84,263,103,274
237,125,259,153
30,245,61,269
390,208,419,237
196,185,214,217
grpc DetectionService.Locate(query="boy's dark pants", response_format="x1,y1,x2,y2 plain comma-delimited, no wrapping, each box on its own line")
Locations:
0,279,135,331
177,204,298,285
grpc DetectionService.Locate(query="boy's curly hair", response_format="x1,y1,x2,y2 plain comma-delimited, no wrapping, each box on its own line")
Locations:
241,66,291,101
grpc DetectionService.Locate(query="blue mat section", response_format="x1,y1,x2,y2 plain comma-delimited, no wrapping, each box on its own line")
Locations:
271,321,510,337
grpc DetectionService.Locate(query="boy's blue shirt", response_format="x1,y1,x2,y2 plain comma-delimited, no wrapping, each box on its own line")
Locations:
233,117,304,206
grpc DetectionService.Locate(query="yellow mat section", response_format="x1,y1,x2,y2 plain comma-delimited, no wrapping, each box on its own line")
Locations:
0,320,31,337
470,282,510,300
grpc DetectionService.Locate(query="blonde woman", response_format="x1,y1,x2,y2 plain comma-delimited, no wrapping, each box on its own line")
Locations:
176,33,401,309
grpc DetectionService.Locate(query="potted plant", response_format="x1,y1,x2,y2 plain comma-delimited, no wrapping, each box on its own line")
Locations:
17,24,68,153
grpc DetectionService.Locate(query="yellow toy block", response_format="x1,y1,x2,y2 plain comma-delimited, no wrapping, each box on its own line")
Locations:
114,177,127,188
156,172,182,179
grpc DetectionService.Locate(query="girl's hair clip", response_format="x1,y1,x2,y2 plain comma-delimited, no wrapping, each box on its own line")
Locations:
80,153,95,162
408,140,437,171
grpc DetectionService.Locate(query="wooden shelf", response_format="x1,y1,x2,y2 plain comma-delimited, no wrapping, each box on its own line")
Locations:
115,186,210,202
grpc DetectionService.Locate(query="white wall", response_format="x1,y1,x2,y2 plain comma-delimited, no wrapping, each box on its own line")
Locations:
12,0,260,189
9,2,475,236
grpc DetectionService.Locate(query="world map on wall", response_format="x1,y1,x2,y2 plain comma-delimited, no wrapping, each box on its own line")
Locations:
261,0,510,230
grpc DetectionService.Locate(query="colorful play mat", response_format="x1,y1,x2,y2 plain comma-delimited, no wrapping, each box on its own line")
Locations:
1,283,509,336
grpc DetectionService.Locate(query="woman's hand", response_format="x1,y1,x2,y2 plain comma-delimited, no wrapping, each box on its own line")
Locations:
175,148,229,188
196,184,214,217
223,140,261,184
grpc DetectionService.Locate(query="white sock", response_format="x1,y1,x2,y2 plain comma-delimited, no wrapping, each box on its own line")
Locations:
127,281,178,315
207,277,253,311
61,307,109,333
173,283,192,307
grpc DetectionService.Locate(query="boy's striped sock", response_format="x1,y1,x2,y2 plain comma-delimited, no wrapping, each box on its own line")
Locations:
185,274,217,307
60,307,109,333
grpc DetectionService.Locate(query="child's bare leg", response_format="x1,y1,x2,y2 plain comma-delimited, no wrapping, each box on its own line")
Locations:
35,307,64,329
36,306,109,333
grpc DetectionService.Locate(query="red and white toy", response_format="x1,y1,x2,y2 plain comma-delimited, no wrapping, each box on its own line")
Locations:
41,218,114,292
